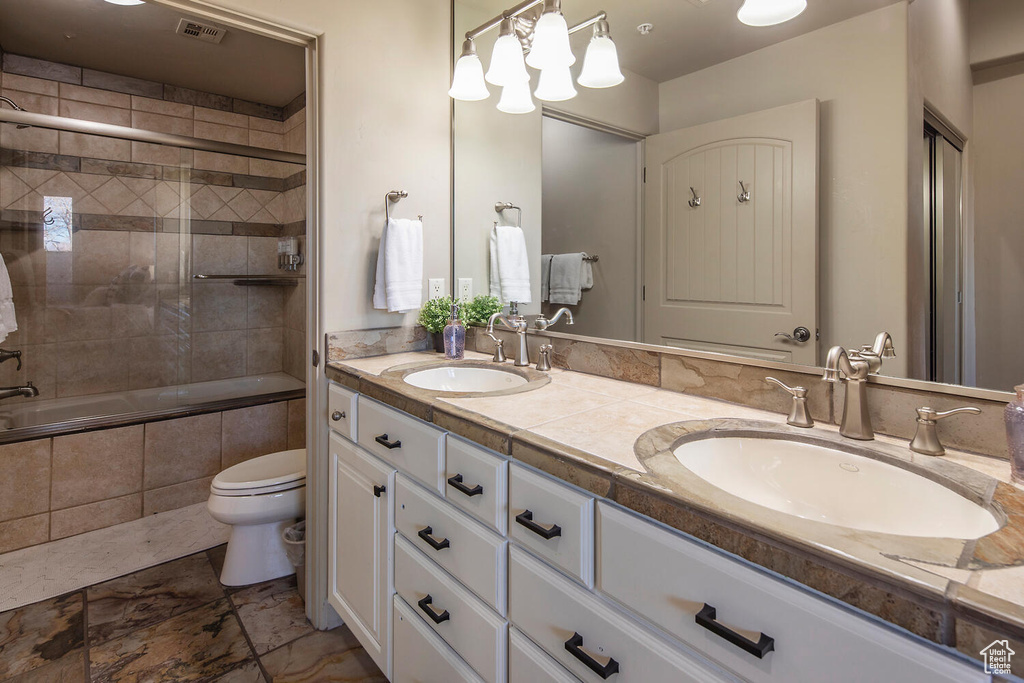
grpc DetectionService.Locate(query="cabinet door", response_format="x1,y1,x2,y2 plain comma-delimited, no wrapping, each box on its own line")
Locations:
393,595,485,683
329,433,393,678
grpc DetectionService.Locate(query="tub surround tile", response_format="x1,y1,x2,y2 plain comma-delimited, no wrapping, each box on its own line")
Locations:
82,69,162,99
0,439,51,522
51,426,144,509
0,591,84,679
86,554,224,645
247,327,284,375
192,330,249,382
287,399,306,450
143,477,215,517
230,576,313,655
259,628,387,683
221,402,288,468
50,494,142,540
3,54,81,85
0,514,50,555
144,414,222,489
88,598,250,682
1,72,60,97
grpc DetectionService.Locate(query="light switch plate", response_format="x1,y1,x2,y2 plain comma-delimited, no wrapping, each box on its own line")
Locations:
458,278,473,300
428,278,445,299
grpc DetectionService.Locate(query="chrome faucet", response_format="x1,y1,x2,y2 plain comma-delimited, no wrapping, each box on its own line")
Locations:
487,302,530,366
0,382,38,401
822,332,896,440
534,307,575,331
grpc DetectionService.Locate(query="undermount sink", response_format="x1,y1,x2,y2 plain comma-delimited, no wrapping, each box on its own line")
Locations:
673,437,1000,539
402,365,529,393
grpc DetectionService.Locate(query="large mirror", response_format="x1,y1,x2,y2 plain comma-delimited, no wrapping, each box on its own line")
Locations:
453,0,1023,393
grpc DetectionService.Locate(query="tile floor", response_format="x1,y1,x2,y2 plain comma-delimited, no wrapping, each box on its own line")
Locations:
0,546,386,682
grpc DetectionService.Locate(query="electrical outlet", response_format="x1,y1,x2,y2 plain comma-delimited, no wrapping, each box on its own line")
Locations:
458,278,473,300
428,278,445,299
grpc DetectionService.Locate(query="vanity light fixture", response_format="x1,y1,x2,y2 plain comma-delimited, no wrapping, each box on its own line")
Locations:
449,39,490,101
577,19,624,88
737,0,807,27
534,64,577,101
497,78,536,114
526,0,576,70
486,17,530,86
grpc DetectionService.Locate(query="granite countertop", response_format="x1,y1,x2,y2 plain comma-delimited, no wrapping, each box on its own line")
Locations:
326,350,1024,662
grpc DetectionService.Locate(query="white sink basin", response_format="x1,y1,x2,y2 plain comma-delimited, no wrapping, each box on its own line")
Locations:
673,437,999,539
403,366,529,393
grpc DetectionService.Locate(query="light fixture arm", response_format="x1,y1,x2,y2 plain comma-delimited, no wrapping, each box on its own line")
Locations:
465,0,606,42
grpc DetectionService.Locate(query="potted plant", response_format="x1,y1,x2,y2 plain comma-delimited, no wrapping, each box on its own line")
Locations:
461,294,503,328
418,296,453,352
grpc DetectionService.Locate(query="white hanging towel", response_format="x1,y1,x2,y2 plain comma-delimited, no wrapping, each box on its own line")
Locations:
373,217,424,313
0,255,17,344
489,224,532,305
548,252,590,305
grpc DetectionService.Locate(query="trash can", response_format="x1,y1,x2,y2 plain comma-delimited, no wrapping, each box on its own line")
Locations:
282,521,306,602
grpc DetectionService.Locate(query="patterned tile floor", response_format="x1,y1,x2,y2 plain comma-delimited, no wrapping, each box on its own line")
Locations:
0,546,387,682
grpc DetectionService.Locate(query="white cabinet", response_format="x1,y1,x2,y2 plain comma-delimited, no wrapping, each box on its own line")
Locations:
328,433,393,678
358,397,446,493
328,383,358,441
595,502,987,683
445,435,508,534
509,627,582,683
393,595,485,683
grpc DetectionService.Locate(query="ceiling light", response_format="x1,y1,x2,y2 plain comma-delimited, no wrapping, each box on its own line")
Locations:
485,17,530,86
577,19,624,88
737,0,807,27
449,39,490,101
534,64,577,101
526,0,575,70
104,0,146,5
497,79,535,114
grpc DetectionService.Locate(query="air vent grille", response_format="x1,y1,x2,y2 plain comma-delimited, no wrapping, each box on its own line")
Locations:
175,18,226,44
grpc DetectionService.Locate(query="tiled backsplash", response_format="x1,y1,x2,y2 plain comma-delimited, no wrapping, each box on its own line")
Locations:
0,398,305,554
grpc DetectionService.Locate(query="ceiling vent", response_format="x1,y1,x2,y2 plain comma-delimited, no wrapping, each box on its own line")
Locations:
175,18,227,44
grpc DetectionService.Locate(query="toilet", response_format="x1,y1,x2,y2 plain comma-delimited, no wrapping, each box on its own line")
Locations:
207,448,306,586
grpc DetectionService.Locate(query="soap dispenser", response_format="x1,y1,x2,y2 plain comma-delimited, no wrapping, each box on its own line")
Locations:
443,303,466,360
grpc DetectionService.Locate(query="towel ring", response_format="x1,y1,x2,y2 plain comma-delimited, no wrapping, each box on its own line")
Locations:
495,201,522,229
385,190,422,223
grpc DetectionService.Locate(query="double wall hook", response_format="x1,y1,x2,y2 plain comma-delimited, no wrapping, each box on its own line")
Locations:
738,181,751,203
688,187,702,208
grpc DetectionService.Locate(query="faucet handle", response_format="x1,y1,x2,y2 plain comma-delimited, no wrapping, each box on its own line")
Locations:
536,344,553,372
766,377,813,428
910,406,981,456
487,334,507,363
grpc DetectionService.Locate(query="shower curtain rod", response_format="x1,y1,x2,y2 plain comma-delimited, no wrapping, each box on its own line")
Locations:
0,108,305,165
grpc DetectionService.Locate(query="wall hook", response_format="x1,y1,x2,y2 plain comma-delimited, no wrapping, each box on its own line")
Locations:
738,181,751,203
688,187,702,208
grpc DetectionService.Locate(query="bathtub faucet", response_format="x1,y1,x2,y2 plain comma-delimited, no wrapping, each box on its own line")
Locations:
0,349,22,371
0,382,38,401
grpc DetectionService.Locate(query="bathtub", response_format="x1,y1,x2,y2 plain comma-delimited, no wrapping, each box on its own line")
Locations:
0,373,305,437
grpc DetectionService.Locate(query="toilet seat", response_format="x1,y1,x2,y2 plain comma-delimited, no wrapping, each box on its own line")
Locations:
211,448,306,497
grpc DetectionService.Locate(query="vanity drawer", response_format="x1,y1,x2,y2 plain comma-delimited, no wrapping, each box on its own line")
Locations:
509,546,730,683
445,435,508,534
393,595,485,683
358,396,445,493
595,502,987,683
509,463,594,586
509,627,581,683
395,473,507,614
327,383,357,442
394,534,508,683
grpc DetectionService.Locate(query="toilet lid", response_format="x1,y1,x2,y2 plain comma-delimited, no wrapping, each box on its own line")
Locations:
212,448,306,492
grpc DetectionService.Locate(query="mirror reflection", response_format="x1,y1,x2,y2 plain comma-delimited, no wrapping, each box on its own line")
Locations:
453,0,1023,393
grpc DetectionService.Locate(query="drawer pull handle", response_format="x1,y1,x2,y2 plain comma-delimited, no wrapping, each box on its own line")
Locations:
417,526,451,551
564,632,619,679
447,474,483,497
515,510,561,539
417,595,450,624
695,603,775,659
374,433,402,449
331,410,345,421
373,484,386,497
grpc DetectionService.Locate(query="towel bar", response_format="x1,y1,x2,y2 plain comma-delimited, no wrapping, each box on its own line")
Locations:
385,190,422,223
495,201,522,228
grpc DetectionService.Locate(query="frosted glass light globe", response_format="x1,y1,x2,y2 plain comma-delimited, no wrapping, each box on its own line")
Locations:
486,32,530,86
449,49,489,101
534,65,577,101
526,10,575,70
578,35,624,88
737,0,807,27
497,79,536,114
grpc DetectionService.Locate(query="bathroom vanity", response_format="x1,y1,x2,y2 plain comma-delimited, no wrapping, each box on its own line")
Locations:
323,351,1017,682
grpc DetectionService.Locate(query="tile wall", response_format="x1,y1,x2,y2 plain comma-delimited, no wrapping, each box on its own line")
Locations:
0,398,306,554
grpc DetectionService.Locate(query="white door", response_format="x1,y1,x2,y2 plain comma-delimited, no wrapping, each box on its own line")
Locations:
644,99,819,364
328,434,393,677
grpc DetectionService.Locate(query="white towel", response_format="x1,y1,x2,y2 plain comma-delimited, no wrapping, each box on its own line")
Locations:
489,225,532,305
540,254,554,302
0,255,16,344
549,252,589,305
373,217,423,313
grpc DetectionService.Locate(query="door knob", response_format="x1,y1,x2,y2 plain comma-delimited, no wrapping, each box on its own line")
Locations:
775,327,811,343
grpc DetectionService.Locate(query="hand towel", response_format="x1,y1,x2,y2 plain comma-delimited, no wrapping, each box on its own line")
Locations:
549,252,587,305
540,254,554,302
581,253,594,291
489,224,532,305
0,255,16,344
373,217,423,313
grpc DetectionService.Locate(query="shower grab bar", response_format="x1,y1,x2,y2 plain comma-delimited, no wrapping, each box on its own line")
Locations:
0,109,305,165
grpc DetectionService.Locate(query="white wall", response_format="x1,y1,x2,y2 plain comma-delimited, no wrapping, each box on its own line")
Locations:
658,4,910,374
969,0,1024,67
194,0,452,334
